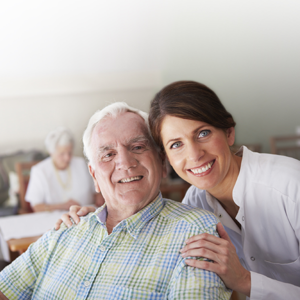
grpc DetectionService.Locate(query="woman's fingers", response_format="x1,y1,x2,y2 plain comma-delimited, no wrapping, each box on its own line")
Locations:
185,232,223,246
54,219,63,230
76,206,96,216
216,222,231,242
61,213,75,228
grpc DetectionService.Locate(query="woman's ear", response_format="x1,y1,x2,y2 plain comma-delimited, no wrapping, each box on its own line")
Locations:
88,164,101,193
226,127,236,147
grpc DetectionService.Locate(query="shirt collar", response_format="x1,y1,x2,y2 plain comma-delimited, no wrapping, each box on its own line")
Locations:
89,193,165,238
126,193,165,239
206,191,241,234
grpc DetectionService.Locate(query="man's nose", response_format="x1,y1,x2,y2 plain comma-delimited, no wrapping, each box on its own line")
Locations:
116,149,137,170
186,143,204,163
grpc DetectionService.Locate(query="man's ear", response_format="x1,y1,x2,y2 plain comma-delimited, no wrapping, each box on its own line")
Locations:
88,164,101,193
226,127,235,147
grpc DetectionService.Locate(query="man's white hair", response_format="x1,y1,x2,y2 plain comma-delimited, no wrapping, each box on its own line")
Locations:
83,102,151,167
45,127,74,154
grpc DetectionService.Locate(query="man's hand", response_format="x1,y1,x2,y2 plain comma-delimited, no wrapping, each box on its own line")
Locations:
54,205,96,230
180,222,251,297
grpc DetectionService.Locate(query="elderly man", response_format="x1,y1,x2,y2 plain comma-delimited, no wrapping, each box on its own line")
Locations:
0,103,231,300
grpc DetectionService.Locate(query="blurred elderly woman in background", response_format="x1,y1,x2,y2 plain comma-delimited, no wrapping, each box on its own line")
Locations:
26,127,104,212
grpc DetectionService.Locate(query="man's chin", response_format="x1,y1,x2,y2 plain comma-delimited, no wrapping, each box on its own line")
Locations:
116,190,154,207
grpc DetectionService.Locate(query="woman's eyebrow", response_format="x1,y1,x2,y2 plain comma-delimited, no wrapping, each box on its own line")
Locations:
165,125,208,146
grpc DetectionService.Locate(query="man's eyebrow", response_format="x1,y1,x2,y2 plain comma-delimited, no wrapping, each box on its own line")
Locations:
128,135,149,144
96,135,149,155
97,144,115,154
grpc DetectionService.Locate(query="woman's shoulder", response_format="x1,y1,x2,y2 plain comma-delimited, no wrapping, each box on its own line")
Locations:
243,148,300,201
182,185,209,208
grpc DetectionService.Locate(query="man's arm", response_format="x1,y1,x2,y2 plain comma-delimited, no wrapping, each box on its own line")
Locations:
0,229,56,299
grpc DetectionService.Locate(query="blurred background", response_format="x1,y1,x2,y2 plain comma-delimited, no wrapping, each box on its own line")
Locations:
0,1,300,290
1,0,300,155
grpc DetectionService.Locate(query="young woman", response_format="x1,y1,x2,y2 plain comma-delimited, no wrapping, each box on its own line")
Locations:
57,81,300,299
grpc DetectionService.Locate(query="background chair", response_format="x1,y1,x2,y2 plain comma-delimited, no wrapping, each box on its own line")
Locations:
15,161,40,214
270,135,300,160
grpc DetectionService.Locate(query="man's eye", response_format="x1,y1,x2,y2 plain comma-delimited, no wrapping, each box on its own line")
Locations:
170,141,182,149
133,146,142,150
132,145,146,151
199,130,211,138
102,153,114,161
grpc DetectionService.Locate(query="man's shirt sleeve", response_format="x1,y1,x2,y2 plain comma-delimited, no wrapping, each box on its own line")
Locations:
0,229,54,300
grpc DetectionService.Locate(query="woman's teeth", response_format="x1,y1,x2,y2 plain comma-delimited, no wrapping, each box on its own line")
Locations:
190,161,214,174
119,176,143,183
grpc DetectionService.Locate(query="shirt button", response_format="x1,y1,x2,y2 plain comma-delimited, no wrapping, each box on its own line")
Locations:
218,214,222,218
251,256,255,261
100,245,106,251
84,281,91,287
242,216,245,221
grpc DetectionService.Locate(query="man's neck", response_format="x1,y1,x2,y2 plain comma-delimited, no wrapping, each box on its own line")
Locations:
105,201,153,234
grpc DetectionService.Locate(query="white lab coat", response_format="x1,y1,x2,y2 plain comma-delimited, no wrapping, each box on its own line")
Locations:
183,146,300,300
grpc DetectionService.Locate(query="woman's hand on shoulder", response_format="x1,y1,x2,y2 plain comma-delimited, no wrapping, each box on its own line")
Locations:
54,205,96,230
180,222,251,297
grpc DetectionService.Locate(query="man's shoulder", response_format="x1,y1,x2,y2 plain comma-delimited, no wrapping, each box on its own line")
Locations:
160,198,218,229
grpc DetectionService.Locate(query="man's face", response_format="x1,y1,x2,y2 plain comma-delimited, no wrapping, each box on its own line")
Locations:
89,112,166,212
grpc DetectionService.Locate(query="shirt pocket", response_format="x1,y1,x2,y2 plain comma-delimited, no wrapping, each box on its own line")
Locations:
263,255,300,285
108,285,165,300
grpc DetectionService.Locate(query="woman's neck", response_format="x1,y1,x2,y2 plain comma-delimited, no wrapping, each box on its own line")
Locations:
208,153,242,219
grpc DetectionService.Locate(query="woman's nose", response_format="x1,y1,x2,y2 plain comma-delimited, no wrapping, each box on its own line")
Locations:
186,143,204,163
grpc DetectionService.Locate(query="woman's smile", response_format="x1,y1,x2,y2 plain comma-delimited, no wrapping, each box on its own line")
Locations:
161,115,236,192
188,159,215,176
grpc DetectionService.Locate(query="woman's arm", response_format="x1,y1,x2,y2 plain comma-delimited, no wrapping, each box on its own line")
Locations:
181,223,251,297
181,223,300,299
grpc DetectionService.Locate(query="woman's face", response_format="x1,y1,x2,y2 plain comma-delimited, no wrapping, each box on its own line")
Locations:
51,144,73,170
160,115,236,193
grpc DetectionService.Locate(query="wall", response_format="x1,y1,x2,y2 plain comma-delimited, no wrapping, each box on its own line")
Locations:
0,73,161,155
161,0,300,152
1,1,300,153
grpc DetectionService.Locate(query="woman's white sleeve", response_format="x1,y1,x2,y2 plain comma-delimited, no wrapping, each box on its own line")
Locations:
250,271,300,299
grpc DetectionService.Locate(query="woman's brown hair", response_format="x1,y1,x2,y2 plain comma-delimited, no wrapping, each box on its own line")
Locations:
149,80,236,151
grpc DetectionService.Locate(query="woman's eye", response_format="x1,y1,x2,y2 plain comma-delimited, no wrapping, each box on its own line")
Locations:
170,141,182,149
199,130,211,138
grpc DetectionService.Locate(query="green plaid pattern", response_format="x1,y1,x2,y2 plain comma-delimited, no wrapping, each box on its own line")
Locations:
0,194,231,299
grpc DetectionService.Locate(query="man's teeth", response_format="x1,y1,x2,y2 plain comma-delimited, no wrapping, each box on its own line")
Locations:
190,161,214,174
120,176,143,183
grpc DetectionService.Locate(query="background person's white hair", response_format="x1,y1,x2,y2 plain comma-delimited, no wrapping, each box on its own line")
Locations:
45,127,75,154
83,102,151,167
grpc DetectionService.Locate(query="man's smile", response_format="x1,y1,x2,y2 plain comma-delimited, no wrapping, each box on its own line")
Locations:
118,176,144,183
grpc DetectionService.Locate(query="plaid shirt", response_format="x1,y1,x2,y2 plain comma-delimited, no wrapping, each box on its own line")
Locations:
0,194,231,300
